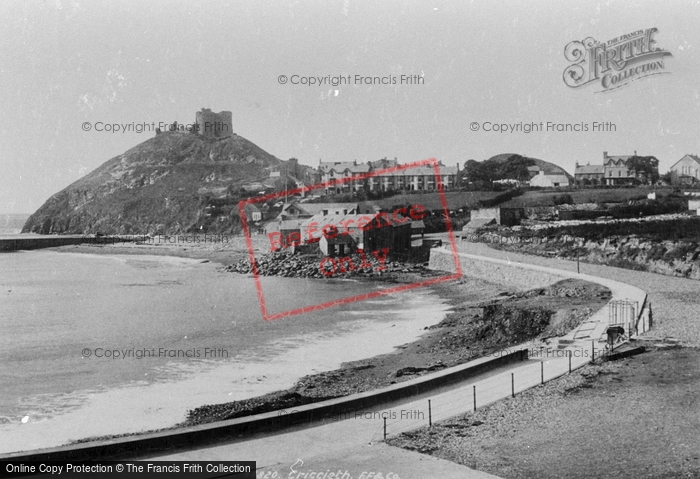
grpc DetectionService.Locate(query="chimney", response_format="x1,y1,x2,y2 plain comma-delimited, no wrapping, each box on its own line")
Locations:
634,150,637,156
603,151,608,159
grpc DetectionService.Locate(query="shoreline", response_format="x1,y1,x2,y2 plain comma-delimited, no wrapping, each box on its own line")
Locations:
0,246,453,453
40,237,262,267
45,244,610,444
3,242,609,451
180,275,611,428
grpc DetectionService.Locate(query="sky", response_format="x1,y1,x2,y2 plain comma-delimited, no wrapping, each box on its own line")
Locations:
2,0,700,214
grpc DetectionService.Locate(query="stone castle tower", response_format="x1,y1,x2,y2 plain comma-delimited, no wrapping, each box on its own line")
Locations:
195,108,233,138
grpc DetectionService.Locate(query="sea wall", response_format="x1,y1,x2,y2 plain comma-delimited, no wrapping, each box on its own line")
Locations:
429,246,651,341
428,247,565,291
0,235,86,252
0,349,527,462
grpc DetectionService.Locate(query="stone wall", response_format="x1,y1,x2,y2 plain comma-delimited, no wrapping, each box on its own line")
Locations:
428,247,565,291
470,207,500,223
470,207,524,227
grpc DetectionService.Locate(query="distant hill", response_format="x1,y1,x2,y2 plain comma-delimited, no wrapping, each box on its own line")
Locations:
22,131,282,235
485,153,573,180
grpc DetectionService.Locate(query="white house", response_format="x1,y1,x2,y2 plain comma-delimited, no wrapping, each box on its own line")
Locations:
529,170,571,187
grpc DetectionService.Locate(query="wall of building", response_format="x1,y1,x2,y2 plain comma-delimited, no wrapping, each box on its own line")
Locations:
671,156,700,182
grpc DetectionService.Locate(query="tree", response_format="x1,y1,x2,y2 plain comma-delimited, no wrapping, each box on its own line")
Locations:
625,156,659,185
463,155,535,185
463,159,487,183
498,154,536,181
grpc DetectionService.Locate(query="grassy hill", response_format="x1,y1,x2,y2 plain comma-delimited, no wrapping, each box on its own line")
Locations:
22,131,282,235
484,153,574,181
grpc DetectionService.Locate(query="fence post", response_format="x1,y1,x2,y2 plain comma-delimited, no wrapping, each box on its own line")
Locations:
473,385,476,412
568,350,572,373
591,339,595,361
428,399,432,427
511,372,515,398
541,361,544,385
384,417,387,440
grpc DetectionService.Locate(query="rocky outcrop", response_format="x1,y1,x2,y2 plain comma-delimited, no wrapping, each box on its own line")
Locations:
493,235,700,280
22,131,281,235
580,237,700,279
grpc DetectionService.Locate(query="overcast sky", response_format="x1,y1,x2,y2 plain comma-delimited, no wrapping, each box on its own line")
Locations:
2,0,699,214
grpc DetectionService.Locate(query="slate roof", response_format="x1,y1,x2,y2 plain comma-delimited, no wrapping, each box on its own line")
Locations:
575,164,605,175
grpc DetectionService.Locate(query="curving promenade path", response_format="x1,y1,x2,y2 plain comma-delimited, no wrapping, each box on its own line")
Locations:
139,240,666,479
452,239,699,347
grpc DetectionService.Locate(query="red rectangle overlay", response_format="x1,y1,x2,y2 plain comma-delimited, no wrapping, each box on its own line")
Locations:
238,158,463,321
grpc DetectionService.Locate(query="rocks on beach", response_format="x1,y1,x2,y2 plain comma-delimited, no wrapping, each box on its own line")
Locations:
224,251,428,279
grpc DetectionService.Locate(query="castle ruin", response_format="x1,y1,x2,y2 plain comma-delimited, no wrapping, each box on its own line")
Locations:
195,108,233,138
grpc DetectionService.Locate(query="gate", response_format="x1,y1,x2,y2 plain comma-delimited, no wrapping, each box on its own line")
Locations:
608,299,639,341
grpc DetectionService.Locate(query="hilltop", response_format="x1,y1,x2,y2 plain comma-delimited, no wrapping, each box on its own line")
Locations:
22,131,282,235
485,153,574,180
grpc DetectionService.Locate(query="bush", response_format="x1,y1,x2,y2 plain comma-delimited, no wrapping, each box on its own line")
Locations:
476,188,524,208
608,197,686,219
662,243,699,262
553,194,574,205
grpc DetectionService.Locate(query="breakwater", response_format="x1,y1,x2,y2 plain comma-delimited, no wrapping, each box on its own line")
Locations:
0,235,86,252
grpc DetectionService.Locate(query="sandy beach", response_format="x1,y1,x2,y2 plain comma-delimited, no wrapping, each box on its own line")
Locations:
0,244,453,453
1,238,611,452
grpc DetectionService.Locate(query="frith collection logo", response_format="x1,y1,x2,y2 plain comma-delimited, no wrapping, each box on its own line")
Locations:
563,28,672,92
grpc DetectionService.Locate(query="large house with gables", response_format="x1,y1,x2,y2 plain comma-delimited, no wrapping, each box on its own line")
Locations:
575,151,658,186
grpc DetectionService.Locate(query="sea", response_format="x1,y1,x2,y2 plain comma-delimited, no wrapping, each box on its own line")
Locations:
0,243,454,453
0,213,30,236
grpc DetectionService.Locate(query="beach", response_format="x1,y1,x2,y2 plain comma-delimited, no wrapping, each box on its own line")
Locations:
0,237,612,453
0,244,454,453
